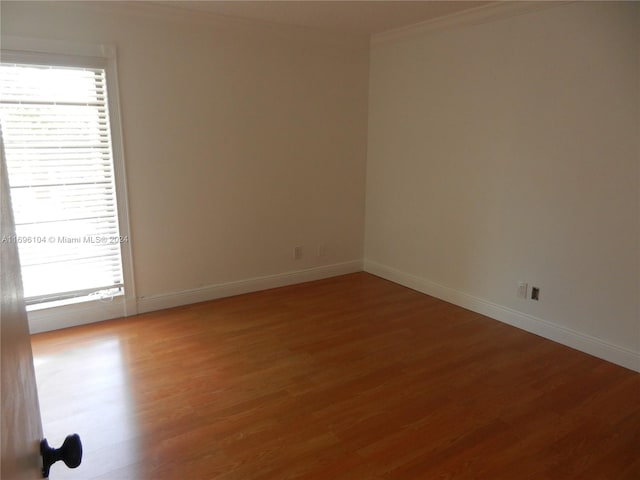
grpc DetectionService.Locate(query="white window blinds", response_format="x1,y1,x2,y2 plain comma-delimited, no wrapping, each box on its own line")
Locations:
0,62,125,305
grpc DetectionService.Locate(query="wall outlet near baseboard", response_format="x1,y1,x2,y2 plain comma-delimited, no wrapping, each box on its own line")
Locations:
294,246,302,260
517,282,528,299
531,286,540,301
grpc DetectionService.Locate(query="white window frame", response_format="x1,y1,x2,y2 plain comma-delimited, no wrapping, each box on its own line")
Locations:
1,36,136,333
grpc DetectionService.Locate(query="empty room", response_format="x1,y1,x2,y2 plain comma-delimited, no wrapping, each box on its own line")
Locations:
1,1,638,479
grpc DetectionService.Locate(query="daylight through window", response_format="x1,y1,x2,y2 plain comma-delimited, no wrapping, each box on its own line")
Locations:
0,62,125,306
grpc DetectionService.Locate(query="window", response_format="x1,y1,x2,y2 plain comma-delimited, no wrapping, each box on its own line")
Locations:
0,43,135,329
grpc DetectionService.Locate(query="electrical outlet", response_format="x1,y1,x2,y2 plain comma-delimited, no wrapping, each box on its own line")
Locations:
517,282,528,299
531,287,540,301
294,246,302,260
317,244,326,258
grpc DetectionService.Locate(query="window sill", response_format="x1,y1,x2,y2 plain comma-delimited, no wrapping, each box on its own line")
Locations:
27,292,124,313
27,294,133,334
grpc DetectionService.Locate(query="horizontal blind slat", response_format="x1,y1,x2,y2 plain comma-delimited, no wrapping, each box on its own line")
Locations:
0,61,125,304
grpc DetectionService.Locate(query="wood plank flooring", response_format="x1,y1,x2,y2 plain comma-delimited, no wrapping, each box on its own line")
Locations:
31,273,640,479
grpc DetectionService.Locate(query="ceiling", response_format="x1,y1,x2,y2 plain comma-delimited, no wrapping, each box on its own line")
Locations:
152,1,493,35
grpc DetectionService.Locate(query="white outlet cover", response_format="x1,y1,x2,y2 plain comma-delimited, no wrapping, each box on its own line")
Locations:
517,282,528,299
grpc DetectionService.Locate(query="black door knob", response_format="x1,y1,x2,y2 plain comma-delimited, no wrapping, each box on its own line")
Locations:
40,433,83,478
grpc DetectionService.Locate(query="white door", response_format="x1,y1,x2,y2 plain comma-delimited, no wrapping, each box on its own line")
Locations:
1,130,44,479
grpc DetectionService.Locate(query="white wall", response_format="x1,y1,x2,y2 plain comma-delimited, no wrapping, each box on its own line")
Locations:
1,1,369,312
3,1,639,370
366,2,640,370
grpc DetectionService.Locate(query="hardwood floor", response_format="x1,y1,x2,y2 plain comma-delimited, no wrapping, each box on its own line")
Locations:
31,273,639,479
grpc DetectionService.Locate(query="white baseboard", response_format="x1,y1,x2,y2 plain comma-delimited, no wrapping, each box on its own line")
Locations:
364,260,640,372
28,261,362,333
136,260,364,314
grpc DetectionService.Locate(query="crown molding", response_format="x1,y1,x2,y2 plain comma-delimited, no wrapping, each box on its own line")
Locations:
38,1,368,45
372,1,573,47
